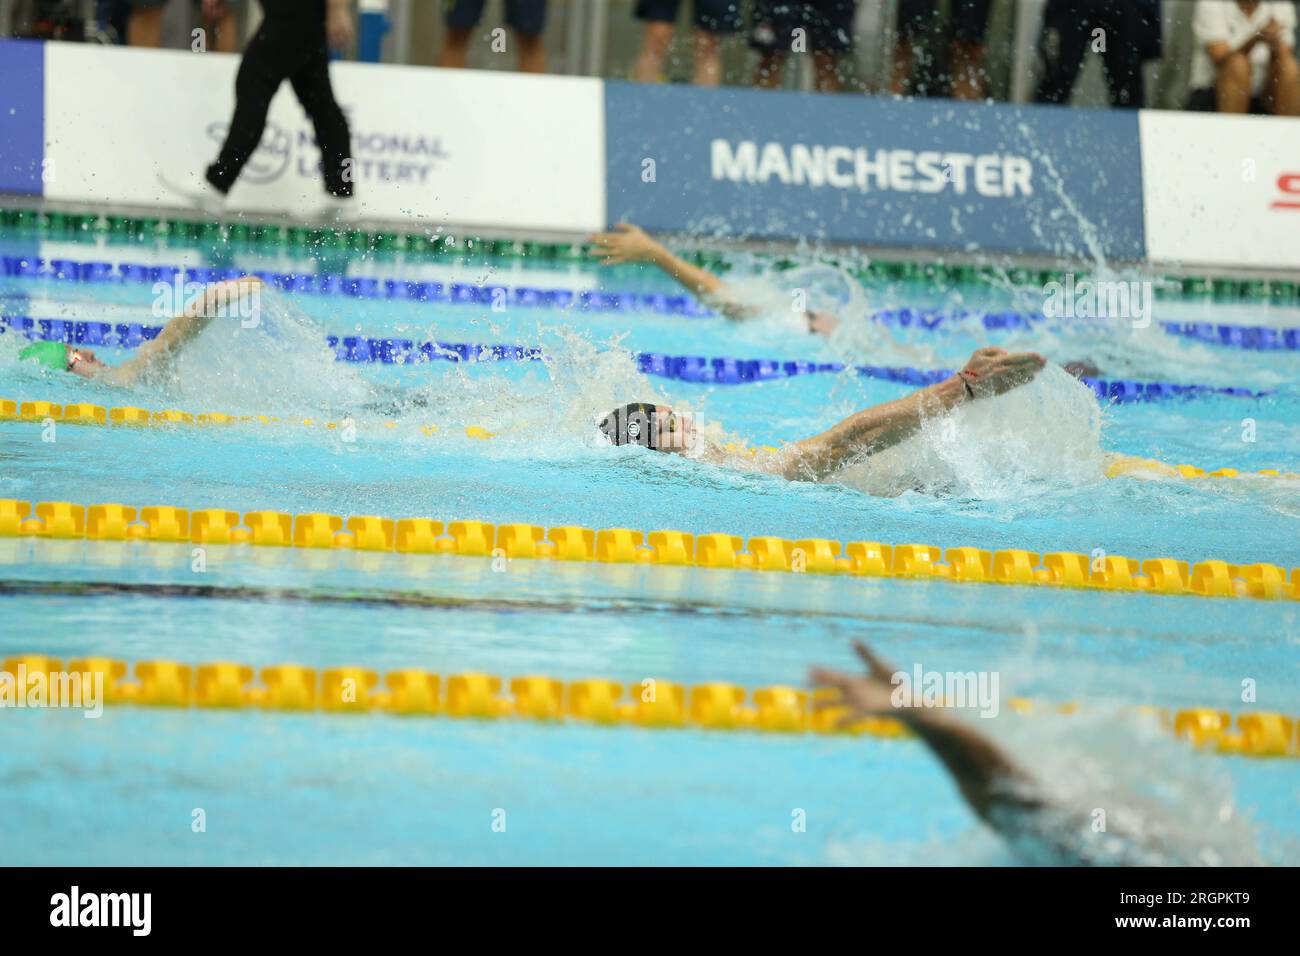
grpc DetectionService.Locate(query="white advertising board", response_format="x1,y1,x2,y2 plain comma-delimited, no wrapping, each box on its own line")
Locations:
42,44,604,233
1141,110,1300,270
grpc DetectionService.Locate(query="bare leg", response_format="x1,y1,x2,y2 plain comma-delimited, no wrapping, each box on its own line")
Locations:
1214,51,1253,112
813,51,841,93
1263,47,1300,116
516,32,545,73
437,26,472,68
634,21,675,82
949,39,986,100
889,37,914,94
692,28,722,86
208,11,240,54
127,6,163,47
753,50,786,89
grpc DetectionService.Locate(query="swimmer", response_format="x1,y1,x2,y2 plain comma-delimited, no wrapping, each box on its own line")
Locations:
811,641,1195,866
598,345,1046,482
587,223,1103,377
14,277,262,387
587,222,841,335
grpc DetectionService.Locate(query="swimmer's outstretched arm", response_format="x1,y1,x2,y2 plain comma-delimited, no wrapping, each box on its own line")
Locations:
587,223,758,321
772,347,1045,481
102,277,263,386
811,642,1046,828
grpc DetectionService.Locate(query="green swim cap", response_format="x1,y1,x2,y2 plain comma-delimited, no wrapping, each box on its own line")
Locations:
18,340,68,371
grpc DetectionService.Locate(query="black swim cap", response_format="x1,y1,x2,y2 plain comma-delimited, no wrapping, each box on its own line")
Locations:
598,402,659,449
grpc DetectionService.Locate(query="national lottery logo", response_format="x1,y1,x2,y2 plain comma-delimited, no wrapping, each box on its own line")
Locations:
204,110,449,187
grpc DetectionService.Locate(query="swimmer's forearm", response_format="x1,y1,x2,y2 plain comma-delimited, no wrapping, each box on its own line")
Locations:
645,245,723,298
182,277,262,318
644,245,760,320
892,708,1039,821
779,375,968,479
114,277,260,381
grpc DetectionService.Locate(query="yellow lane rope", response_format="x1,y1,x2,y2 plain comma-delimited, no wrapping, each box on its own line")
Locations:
3,397,1297,480
1,497,1297,602
1,654,1292,759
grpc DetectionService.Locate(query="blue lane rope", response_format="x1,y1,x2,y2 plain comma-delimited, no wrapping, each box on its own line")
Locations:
2,254,1299,353
0,314,1269,403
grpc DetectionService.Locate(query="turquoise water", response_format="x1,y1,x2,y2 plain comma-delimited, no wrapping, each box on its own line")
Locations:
1,229,1298,865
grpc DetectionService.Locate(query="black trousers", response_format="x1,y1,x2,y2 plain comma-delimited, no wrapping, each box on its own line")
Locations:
1034,0,1145,109
206,0,353,196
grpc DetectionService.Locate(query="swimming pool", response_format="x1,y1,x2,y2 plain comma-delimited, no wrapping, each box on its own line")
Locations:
1,214,1297,866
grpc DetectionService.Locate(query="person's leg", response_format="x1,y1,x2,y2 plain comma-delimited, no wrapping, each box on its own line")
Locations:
1214,52,1253,113
1184,87,1217,112
948,0,992,100
211,0,246,54
633,1,679,81
753,50,786,87
690,1,742,86
890,38,915,94
1097,0,1143,108
213,10,240,54
126,0,164,47
1033,0,1088,104
205,11,299,193
691,29,722,85
514,33,546,73
807,0,856,93
507,0,547,73
813,51,840,92
438,0,484,68
288,38,354,195
890,0,929,95
749,1,789,88
1262,43,1300,116
635,21,676,81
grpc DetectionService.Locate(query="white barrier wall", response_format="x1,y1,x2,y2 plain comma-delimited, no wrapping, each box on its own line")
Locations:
1141,110,1300,270
42,43,605,232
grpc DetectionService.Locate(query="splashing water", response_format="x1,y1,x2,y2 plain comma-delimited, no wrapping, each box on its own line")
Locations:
834,364,1105,498
157,287,373,413
993,711,1271,866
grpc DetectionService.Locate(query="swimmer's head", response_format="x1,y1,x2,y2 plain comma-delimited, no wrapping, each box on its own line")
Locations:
597,402,694,454
804,310,840,337
19,341,108,378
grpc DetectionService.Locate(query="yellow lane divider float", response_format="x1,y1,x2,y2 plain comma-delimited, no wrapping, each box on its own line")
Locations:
2,497,1298,602
3,397,1297,480
2,654,1294,759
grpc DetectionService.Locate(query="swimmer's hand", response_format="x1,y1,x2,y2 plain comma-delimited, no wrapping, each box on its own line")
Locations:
958,347,1046,400
810,641,899,726
807,310,840,337
589,223,748,318
587,223,662,265
813,640,1046,831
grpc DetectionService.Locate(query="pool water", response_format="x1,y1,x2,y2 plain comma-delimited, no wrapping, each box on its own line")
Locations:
1,226,1297,866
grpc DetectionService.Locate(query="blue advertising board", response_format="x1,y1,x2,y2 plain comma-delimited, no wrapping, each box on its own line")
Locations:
604,80,1146,260
0,40,46,196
